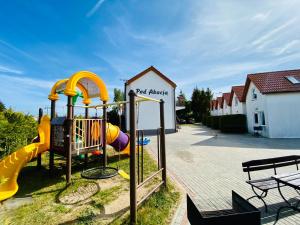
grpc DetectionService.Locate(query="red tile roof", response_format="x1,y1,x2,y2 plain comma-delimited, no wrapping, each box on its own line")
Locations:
210,100,214,110
127,66,176,88
242,69,300,101
211,99,218,110
229,85,245,104
216,97,223,109
222,92,231,106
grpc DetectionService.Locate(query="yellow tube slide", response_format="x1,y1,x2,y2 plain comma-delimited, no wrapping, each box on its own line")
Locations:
0,116,50,202
105,123,130,155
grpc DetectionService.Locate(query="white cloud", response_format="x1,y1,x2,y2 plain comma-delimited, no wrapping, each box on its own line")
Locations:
0,65,23,74
251,18,296,48
0,74,54,89
252,11,271,21
0,39,37,61
86,0,106,17
212,85,233,97
87,0,300,98
176,61,271,88
273,40,300,56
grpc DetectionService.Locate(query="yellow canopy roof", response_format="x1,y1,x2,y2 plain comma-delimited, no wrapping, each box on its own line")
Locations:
48,71,109,104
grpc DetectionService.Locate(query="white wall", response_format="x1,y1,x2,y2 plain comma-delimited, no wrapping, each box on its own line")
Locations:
211,109,218,116
223,101,231,115
231,93,246,115
246,82,269,137
211,109,217,116
125,70,175,132
266,92,300,138
246,82,300,138
217,105,223,116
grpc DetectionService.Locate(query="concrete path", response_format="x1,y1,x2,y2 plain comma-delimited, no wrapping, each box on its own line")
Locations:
148,124,300,225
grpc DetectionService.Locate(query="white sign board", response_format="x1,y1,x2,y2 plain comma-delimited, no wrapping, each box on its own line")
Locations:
126,70,175,132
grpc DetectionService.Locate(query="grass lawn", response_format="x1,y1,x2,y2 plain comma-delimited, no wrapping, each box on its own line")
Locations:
0,148,181,225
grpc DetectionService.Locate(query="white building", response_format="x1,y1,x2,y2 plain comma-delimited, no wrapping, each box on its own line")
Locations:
243,70,300,138
216,97,223,116
210,100,218,116
222,93,231,115
230,85,246,115
125,66,177,134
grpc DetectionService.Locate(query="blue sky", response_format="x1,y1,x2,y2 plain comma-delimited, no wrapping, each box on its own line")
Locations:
1,0,300,115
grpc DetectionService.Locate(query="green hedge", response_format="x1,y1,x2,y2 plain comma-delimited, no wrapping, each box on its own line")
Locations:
219,114,247,133
202,114,207,126
202,115,215,127
203,114,247,133
206,116,212,127
211,116,220,129
206,116,210,127
204,115,220,129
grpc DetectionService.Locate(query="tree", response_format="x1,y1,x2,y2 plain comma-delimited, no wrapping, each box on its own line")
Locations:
191,87,212,122
204,88,213,115
176,91,191,122
107,88,125,129
191,87,201,122
113,88,124,102
0,100,5,112
0,108,38,159
176,90,187,106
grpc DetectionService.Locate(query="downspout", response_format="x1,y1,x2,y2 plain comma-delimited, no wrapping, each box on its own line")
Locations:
124,81,128,132
173,88,177,133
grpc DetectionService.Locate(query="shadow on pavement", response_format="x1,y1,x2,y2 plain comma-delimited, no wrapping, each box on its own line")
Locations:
191,126,300,150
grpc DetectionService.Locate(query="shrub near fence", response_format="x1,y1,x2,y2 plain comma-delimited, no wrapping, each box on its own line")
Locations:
205,115,212,128
204,115,219,129
202,114,207,126
206,116,212,127
211,116,220,129
219,114,247,133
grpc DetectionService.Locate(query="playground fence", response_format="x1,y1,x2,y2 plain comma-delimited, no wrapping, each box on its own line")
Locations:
72,118,103,154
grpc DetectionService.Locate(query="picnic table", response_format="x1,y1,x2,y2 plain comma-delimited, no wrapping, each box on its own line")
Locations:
272,172,300,222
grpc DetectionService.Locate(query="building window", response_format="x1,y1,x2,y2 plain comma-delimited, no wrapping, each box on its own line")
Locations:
260,111,266,125
254,111,266,126
285,76,300,84
235,97,238,106
254,113,259,124
252,88,257,100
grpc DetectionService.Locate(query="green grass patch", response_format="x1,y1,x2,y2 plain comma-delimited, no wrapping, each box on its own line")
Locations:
0,149,180,225
137,184,180,225
111,182,180,225
91,185,122,207
76,207,97,225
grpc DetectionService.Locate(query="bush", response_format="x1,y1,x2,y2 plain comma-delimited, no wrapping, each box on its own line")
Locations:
107,109,126,131
204,115,220,129
202,114,207,126
187,117,195,124
219,114,247,133
0,109,37,158
206,116,213,127
210,116,221,129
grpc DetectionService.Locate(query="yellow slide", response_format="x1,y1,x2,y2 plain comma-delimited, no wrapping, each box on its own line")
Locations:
0,116,50,202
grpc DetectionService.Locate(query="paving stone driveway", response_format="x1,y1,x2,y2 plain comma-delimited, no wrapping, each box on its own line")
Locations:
148,124,300,225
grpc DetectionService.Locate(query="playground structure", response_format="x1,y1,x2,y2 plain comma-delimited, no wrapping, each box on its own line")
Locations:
47,71,132,181
0,71,167,224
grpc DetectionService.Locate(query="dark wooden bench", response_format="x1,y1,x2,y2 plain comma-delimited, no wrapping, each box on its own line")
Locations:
242,155,300,212
187,191,260,225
